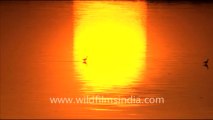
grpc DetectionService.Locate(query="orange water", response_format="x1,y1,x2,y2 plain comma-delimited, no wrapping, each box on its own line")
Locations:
1,1,213,119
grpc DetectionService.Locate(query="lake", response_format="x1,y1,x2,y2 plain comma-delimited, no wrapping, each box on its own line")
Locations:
1,0,213,119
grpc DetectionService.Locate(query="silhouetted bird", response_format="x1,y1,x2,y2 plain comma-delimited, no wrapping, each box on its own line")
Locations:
82,56,88,64
203,58,209,69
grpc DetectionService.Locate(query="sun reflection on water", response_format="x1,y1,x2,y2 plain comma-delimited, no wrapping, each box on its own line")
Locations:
74,1,147,93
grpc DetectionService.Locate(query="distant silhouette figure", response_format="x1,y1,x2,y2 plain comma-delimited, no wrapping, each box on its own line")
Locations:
203,58,209,69
83,56,88,64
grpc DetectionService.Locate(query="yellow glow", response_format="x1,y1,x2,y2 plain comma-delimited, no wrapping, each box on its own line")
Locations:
74,1,147,93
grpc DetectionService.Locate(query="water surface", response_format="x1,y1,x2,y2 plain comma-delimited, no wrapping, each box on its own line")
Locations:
1,1,213,119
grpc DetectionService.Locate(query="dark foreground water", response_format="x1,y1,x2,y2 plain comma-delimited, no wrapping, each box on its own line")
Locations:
1,1,213,119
